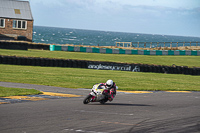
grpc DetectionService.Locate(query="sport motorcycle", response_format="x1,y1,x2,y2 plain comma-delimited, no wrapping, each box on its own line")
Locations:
83,83,117,104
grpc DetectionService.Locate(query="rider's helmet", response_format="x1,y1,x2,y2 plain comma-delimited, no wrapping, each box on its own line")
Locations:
106,79,113,89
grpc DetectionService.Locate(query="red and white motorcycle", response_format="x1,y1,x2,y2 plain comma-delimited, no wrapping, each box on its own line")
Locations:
83,83,117,104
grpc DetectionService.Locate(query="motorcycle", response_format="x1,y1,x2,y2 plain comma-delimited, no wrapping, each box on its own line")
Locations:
83,83,117,104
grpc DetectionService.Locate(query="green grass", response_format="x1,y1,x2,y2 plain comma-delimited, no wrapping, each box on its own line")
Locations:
0,49,200,67
0,64,199,91
0,86,42,97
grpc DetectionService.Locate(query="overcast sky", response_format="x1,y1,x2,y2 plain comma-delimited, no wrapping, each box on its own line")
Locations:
29,0,200,37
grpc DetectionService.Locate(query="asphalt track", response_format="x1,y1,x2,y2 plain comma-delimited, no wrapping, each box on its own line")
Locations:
0,82,200,133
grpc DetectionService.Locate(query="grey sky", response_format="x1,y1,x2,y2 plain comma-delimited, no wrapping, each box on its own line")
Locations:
30,0,200,37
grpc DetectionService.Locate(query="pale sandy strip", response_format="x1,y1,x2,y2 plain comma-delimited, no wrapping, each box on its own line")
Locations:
41,91,81,97
117,91,153,94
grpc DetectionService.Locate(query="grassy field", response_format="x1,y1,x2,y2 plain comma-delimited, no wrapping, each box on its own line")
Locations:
0,86,42,97
0,64,199,91
0,49,200,67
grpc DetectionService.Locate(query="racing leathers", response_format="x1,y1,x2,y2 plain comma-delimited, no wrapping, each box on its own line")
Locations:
103,82,117,101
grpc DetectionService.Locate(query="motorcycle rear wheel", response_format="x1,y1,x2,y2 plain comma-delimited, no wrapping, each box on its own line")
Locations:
83,94,92,104
100,99,108,104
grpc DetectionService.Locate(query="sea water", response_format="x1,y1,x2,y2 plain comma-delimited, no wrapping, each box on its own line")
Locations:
33,26,200,47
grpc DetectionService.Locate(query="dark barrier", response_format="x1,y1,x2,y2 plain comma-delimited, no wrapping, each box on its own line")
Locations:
28,43,49,50
0,55,199,75
0,41,50,50
87,61,139,72
0,41,28,50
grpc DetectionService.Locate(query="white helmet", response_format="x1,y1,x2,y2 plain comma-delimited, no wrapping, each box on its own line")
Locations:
106,79,113,88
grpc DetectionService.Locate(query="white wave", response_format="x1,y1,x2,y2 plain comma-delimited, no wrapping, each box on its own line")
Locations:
71,37,77,38
62,38,75,41
112,38,119,41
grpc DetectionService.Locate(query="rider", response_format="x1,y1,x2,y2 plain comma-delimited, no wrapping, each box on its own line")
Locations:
104,79,117,101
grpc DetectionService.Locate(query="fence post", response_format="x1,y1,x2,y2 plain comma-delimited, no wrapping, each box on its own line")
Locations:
150,42,152,48
157,42,159,48
164,42,165,47
137,42,139,48
144,42,146,48
190,42,191,48
170,42,172,48
183,42,185,47
176,42,178,48
196,41,198,47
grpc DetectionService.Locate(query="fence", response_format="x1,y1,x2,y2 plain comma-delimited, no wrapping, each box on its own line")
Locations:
116,42,199,48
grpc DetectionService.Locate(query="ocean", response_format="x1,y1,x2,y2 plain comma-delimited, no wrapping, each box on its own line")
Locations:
33,26,200,48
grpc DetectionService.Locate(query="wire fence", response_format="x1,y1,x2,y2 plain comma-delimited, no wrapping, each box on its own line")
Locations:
116,42,199,48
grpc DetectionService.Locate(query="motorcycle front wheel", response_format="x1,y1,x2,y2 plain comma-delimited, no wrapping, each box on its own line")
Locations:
83,94,92,104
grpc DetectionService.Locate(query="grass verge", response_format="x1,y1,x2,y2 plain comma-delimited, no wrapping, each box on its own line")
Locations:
0,64,199,91
0,86,42,97
0,49,200,67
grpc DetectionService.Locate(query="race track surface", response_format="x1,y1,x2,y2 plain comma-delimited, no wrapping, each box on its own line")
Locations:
0,82,200,133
